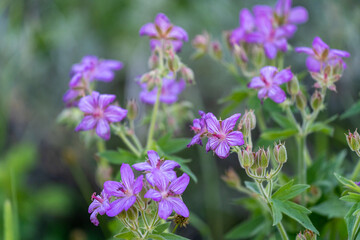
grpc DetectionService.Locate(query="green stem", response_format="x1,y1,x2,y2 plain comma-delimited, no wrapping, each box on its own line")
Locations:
146,86,162,150
297,135,306,205
256,109,266,132
115,129,141,157
130,121,143,152
352,158,360,181
172,224,179,233
276,222,289,240
351,213,360,240
10,169,19,240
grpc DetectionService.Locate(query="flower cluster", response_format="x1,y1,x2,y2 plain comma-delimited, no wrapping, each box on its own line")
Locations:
188,111,244,159
248,66,293,103
229,0,308,59
88,151,190,226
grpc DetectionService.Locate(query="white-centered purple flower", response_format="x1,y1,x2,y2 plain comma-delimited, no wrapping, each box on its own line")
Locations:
132,150,180,186
248,66,293,103
139,75,186,105
70,56,123,86
187,111,208,147
75,91,127,140
230,9,256,45
295,36,350,72
139,13,188,52
144,173,190,220
206,113,244,159
104,164,143,217
88,190,111,226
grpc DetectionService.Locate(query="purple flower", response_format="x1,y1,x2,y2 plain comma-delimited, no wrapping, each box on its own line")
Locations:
63,76,86,107
139,74,186,105
88,190,111,226
356,181,360,187
230,9,256,45
248,66,293,103
295,36,350,72
187,111,208,147
70,56,123,86
132,150,180,186
205,113,244,159
144,173,190,220
104,164,143,217
75,91,127,140
139,13,188,52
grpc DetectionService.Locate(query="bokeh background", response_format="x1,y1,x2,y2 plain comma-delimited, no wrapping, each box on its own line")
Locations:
1,0,360,239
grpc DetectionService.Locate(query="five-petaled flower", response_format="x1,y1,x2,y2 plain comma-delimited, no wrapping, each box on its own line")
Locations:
206,113,244,159
88,190,111,226
104,164,143,217
295,36,350,72
144,172,190,220
132,150,180,186
139,13,189,52
75,91,127,140
248,66,293,103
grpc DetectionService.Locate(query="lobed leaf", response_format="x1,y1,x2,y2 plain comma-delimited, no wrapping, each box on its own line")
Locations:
153,222,171,234
98,149,139,165
272,180,309,201
159,232,190,240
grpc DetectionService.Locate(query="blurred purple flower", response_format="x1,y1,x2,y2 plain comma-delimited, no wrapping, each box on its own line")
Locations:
230,9,256,44
248,66,293,103
144,173,190,220
205,113,244,159
88,190,111,226
70,56,123,86
356,181,360,186
139,74,186,105
132,150,180,186
139,13,188,52
75,91,127,140
104,164,143,217
295,36,350,72
187,111,208,147
63,76,86,107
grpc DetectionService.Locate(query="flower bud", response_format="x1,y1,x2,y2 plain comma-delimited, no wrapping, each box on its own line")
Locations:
287,76,299,96
126,99,138,121
192,32,209,53
180,66,195,85
211,41,222,60
259,147,270,169
310,91,322,111
239,110,256,135
296,230,317,240
238,147,254,169
126,206,138,222
166,49,181,72
274,143,287,164
345,130,360,152
295,92,307,111
221,168,241,189
233,44,248,64
148,50,159,69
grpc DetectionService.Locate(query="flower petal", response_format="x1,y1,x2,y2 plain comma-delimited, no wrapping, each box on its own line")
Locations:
169,173,190,195
139,23,157,37
121,163,134,190
155,13,171,32
306,56,321,72
69,73,83,87
75,115,97,132
214,141,230,159
96,119,111,140
312,36,329,54
158,199,173,220
101,60,123,70
133,175,143,194
221,113,241,133
330,49,350,58
205,113,220,134
104,106,127,122
98,94,116,108
226,131,244,147
147,150,160,167
160,160,180,171
268,85,286,103
78,95,96,113
167,197,189,218
273,69,293,85
258,88,268,99
289,7,308,24
295,47,314,55
187,134,202,148
104,181,126,197
144,189,162,201
260,66,278,81
153,170,168,192
132,162,152,172
90,210,100,226
248,76,265,89
264,43,278,59
240,8,254,32
168,26,188,41
88,200,101,214
106,196,136,217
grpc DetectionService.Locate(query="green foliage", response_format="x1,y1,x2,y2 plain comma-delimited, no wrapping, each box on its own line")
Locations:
3,200,15,240
311,197,349,218
188,212,212,239
218,87,252,118
272,180,309,201
345,202,360,240
153,222,171,234
225,215,270,240
341,100,360,119
98,149,141,165
260,128,298,141
157,134,191,155
114,230,137,239
158,233,190,239
335,173,360,194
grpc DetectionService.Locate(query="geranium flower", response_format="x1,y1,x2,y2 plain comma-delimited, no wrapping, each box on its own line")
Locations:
88,190,111,226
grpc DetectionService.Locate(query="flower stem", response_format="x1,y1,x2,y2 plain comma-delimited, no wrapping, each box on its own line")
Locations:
276,222,289,240
130,121,143,152
351,157,360,181
115,129,141,157
297,134,307,205
172,223,179,233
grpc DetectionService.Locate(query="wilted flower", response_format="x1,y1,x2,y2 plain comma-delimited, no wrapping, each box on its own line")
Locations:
104,164,143,217
248,66,293,103
75,91,127,140
139,13,189,52
132,150,180,186
144,173,190,220
88,190,111,226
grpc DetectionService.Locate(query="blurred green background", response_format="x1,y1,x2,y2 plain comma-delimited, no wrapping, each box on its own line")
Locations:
1,0,360,239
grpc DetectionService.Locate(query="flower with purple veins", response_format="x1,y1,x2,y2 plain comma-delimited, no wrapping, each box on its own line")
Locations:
132,150,180,186
70,56,123,86
295,36,350,72
88,190,111,226
139,74,186,105
144,173,190,220
75,91,127,140
187,111,208,147
205,113,244,159
248,66,293,103
104,164,143,217
139,13,189,52
230,9,256,45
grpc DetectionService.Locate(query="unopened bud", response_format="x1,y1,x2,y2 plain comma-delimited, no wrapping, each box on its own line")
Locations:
238,110,256,135
166,49,181,72
287,76,299,96
211,41,222,60
192,32,209,52
310,91,322,111
221,168,241,189
148,50,159,69
296,230,317,240
295,92,307,111
126,99,138,120
259,147,270,168
274,143,287,164
345,130,360,152
233,44,248,64
126,207,138,221
180,66,195,85
238,148,254,169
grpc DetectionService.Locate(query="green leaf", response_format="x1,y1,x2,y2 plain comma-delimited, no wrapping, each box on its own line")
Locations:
272,199,319,234
153,222,171,234
3,200,15,240
341,193,360,203
270,200,283,226
148,234,166,240
159,232,190,240
114,231,137,239
158,134,191,154
98,149,138,165
311,197,349,218
270,112,297,129
244,181,260,194
260,128,298,141
225,215,267,239
272,180,309,201
341,100,360,119
219,87,250,104
345,202,360,240
335,173,360,193
307,122,334,136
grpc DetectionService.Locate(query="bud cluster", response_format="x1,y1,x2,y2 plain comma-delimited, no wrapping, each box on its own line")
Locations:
296,230,317,240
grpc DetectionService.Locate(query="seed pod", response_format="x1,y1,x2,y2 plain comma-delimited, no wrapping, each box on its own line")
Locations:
126,99,138,121
310,91,322,111
296,92,307,111
238,148,254,169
